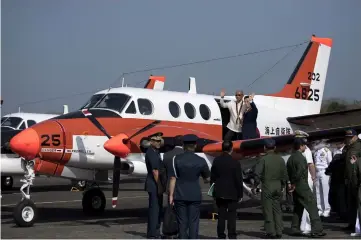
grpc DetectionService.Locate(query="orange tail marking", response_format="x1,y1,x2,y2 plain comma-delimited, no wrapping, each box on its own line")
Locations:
267,36,332,99
144,75,166,89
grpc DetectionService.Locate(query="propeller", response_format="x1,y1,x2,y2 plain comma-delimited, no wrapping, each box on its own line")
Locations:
81,109,160,208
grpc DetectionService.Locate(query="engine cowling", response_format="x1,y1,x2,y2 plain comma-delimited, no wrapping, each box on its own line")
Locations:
118,161,147,176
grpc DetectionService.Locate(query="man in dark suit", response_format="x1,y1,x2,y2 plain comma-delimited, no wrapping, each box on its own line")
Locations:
210,141,243,239
168,134,211,239
242,94,259,140
325,139,347,219
163,135,184,202
145,132,164,239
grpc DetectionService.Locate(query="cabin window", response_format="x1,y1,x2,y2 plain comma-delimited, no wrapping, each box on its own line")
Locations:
169,101,180,118
19,121,26,130
199,104,211,120
80,94,105,109
184,102,196,119
93,93,130,113
125,101,137,114
27,120,37,127
137,98,153,115
1,117,23,129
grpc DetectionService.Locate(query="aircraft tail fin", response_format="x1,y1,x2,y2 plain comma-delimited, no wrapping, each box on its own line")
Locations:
143,75,166,90
268,35,333,115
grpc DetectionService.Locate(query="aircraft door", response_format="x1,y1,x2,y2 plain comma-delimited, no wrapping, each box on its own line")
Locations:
33,120,66,164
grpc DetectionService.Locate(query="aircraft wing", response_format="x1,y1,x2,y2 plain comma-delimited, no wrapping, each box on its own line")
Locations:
287,108,361,132
201,124,361,158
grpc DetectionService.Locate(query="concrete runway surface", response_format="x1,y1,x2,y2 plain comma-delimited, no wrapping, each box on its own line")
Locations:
0,176,354,239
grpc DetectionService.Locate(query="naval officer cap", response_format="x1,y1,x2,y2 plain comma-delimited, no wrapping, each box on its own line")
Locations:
182,134,198,143
149,132,163,141
264,138,276,149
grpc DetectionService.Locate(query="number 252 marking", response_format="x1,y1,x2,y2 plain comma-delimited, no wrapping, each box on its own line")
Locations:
294,87,320,101
41,134,61,146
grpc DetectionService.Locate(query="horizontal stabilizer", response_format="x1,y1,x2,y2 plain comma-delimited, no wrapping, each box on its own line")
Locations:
287,107,361,130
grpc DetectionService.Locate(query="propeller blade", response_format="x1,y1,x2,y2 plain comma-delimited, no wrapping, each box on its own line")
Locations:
112,156,121,208
126,120,161,142
81,109,112,139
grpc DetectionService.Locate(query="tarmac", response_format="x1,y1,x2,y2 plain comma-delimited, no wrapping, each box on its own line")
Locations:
0,176,356,239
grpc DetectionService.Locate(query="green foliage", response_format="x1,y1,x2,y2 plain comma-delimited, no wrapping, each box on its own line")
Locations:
321,99,361,113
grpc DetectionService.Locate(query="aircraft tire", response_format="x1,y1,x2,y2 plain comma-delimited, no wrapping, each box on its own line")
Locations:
13,199,37,227
1,176,13,191
82,188,106,216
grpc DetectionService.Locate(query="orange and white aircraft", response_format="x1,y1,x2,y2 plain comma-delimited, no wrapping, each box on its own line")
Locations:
8,35,361,227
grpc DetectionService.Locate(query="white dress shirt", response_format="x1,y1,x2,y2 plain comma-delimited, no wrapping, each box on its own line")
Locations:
219,98,247,133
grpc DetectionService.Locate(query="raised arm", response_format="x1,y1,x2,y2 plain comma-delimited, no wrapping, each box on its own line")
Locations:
219,89,230,108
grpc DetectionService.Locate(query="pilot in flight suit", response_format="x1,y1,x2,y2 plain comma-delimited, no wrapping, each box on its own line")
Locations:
253,138,290,238
168,134,211,239
145,132,165,239
287,137,326,238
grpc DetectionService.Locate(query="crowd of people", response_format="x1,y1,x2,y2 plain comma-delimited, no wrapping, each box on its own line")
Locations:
142,89,361,239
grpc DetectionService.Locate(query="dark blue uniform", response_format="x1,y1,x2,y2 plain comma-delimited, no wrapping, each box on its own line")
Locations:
145,146,164,238
242,101,259,140
169,140,210,239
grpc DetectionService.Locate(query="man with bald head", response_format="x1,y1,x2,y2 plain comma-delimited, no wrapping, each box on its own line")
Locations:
220,89,247,141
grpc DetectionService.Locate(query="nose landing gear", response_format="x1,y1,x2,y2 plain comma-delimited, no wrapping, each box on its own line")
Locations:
13,159,37,227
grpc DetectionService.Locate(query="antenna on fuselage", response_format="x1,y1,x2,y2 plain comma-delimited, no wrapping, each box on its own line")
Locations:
121,77,125,87
188,77,197,94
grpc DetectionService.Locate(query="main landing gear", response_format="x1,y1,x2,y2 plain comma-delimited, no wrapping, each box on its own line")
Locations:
13,159,107,227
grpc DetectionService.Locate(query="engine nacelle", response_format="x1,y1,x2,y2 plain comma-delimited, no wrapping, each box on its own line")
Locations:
118,161,147,176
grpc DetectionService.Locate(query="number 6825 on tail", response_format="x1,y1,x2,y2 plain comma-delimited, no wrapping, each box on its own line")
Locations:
294,87,320,101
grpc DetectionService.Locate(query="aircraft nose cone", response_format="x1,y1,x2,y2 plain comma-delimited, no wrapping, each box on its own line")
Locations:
10,128,40,160
103,133,130,158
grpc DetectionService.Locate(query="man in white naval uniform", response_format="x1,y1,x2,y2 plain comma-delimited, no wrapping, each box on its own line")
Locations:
313,140,332,217
219,89,247,141
294,131,317,235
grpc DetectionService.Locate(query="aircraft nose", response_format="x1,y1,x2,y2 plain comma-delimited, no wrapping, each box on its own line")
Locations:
10,128,40,160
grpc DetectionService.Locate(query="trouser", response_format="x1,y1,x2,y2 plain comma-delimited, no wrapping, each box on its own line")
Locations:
315,170,330,215
261,187,283,236
147,191,163,238
215,198,238,239
300,177,314,233
328,182,347,218
346,184,358,228
291,185,323,234
224,129,242,141
174,200,201,239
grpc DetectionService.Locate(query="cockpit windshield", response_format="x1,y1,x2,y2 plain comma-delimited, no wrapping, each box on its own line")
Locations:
80,94,105,109
93,93,130,113
1,117,23,129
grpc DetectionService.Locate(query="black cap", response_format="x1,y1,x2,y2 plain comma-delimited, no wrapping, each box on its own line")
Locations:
264,138,276,149
149,132,163,141
294,137,307,145
345,129,357,137
182,134,198,143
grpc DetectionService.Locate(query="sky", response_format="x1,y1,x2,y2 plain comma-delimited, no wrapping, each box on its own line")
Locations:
1,0,361,115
